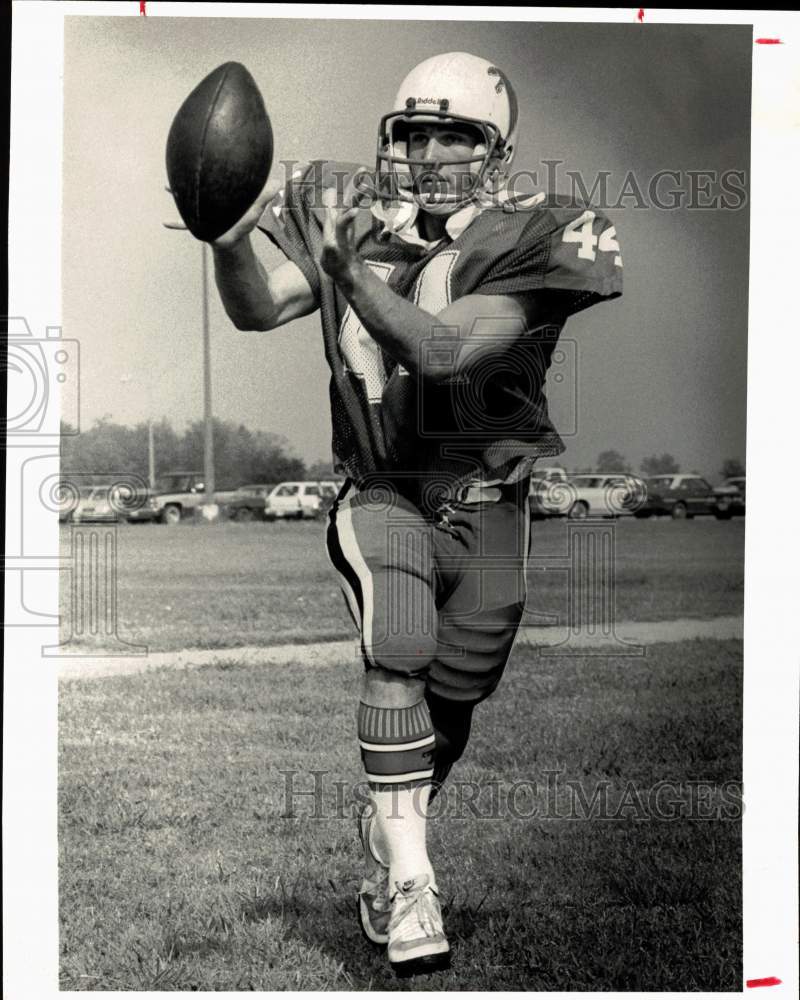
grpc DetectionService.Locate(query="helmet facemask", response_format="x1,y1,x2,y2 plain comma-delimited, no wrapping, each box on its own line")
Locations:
376,99,511,216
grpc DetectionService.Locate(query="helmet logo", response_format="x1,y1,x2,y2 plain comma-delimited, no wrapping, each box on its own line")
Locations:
487,66,505,94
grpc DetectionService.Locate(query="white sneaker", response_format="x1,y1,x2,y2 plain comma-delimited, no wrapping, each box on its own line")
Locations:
387,874,450,977
356,805,391,946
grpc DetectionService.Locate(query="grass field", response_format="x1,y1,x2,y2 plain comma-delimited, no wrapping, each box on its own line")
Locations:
60,638,742,990
59,516,743,990
58,517,744,652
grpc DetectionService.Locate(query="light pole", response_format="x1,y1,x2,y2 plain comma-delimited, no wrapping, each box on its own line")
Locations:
147,419,155,490
201,242,215,505
162,203,217,516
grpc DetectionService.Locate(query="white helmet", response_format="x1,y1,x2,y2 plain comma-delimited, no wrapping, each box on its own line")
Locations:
376,52,519,214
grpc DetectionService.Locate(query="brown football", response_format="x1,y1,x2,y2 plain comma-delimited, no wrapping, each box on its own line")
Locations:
166,62,273,241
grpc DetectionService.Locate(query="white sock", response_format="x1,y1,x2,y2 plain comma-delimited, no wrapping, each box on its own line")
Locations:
372,783,434,890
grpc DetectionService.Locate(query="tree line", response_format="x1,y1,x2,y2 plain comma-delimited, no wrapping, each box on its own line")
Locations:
60,417,336,490
60,418,745,489
586,451,744,480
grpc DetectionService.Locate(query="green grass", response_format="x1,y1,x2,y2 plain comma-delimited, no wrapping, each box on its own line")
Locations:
60,638,742,990
59,518,744,652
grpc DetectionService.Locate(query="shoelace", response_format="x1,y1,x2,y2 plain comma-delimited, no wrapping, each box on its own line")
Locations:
388,885,442,939
360,866,390,906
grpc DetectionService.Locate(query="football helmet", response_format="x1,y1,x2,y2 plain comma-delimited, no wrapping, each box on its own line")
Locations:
376,52,518,215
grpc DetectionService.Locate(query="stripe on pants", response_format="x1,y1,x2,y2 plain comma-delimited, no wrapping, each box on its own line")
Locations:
326,489,377,667
325,484,364,630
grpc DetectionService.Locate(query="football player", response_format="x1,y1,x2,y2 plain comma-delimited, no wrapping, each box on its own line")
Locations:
202,51,622,976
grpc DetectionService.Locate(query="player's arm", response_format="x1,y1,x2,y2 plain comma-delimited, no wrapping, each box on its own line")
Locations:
319,193,567,381
212,241,317,331
336,274,562,381
166,176,318,331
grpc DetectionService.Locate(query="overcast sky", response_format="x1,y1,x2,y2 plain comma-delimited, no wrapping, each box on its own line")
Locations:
63,16,750,477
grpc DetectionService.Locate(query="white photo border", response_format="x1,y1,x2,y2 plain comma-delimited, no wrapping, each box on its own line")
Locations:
5,4,799,998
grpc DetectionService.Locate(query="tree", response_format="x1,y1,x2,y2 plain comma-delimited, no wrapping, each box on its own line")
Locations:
149,418,183,475
307,458,337,480
61,416,146,480
640,453,680,476
249,429,306,485
596,449,630,472
180,418,306,489
59,416,305,490
720,458,745,479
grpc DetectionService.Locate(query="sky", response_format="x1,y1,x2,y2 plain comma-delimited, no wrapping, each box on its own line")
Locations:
62,16,751,478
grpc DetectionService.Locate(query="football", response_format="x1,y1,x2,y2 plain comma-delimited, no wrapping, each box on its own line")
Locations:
166,62,273,242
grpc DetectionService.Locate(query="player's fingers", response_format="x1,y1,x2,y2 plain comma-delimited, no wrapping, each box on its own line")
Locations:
249,161,310,220
336,206,358,232
321,187,339,212
255,175,285,208
163,220,188,230
342,169,375,210
280,160,311,189
321,187,340,237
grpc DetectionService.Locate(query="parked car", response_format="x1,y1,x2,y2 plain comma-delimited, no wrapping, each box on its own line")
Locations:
528,466,569,518
264,481,343,520
318,481,343,515
533,465,568,483
563,473,647,519
58,483,86,523
127,471,208,524
71,484,119,524
712,476,746,518
227,484,276,522
529,471,645,519
636,473,719,519
529,475,576,518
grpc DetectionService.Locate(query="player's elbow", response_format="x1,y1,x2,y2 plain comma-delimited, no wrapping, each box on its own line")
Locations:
230,315,263,332
229,307,278,332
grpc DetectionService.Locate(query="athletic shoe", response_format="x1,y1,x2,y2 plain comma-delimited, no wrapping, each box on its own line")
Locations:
387,873,451,977
357,804,391,945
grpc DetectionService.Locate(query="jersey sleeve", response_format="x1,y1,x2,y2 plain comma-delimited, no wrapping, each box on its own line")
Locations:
474,198,623,317
255,161,322,296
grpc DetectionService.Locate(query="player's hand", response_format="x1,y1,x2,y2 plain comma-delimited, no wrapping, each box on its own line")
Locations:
319,186,360,283
208,175,285,250
162,165,308,250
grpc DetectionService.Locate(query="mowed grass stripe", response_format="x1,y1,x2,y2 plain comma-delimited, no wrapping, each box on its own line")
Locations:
57,613,743,681
58,518,745,653
59,637,742,991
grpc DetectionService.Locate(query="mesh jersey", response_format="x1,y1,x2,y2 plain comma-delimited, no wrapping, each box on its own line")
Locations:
257,159,622,493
